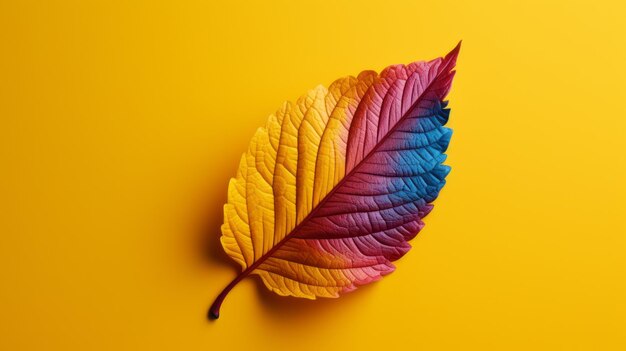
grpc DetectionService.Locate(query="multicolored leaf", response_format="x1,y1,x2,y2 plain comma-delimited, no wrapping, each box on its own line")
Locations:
210,43,460,319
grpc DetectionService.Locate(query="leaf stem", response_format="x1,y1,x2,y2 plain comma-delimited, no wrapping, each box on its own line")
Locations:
208,267,252,319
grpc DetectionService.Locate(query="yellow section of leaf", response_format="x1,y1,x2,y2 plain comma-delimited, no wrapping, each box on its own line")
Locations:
220,74,375,297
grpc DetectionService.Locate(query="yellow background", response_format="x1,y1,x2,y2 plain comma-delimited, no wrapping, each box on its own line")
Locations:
1,0,625,349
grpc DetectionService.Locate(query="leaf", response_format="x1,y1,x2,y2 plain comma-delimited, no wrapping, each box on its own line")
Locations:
210,43,460,319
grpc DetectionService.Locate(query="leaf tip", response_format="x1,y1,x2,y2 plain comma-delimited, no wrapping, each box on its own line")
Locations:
445,41,462,64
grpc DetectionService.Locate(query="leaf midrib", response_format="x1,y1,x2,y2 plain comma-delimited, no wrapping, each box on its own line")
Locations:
239,58,454,281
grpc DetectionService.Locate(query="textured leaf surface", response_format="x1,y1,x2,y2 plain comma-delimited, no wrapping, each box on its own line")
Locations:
211,43,460,318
